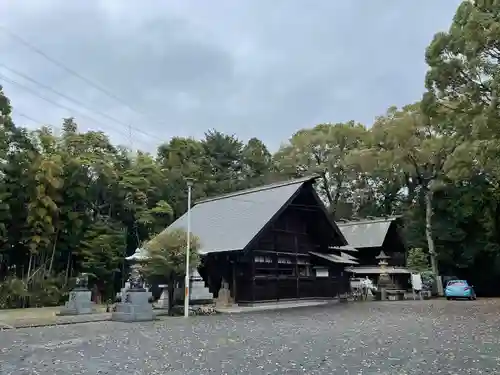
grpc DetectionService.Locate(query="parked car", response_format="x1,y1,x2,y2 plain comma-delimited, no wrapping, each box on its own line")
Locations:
445,280,476,300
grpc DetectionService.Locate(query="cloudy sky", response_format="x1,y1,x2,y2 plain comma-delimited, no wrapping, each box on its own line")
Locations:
0,0,461,151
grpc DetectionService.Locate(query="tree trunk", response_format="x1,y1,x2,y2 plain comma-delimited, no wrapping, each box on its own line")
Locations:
26,253,33,281
48,228,59,275
320,172,334,207
424,187,443,295
64,252,72,286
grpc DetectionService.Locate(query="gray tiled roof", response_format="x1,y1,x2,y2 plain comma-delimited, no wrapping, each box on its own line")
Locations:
310,251,359,265
163,176,320,255
337,217,397,248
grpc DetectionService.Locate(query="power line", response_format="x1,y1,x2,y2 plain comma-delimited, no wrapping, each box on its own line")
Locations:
0,63,159,141
0,24,155,122
2,74,224,156
12,110,41,125
0,26,257,159
0,72,153,148
0,65,260,156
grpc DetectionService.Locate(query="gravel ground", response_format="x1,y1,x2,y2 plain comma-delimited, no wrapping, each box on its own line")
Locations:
1,299,500,374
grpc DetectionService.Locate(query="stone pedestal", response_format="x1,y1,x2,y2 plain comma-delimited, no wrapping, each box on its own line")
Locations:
190,269,213,303
378,271,396,301
174,283,183,303
112,289,154,322
59,289,93,315
215,280,234,308
156,284,169,309
380,288,387,301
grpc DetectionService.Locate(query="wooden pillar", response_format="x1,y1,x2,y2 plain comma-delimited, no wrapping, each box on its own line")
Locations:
251,251,256,303
272,230,278,302
232,256,237,302
294,233,299,299
274,251,279,302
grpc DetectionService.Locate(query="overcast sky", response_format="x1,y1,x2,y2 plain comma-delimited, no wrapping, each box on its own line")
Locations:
0,0,461,151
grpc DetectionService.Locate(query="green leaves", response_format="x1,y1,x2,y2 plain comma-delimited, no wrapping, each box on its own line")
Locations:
406,248,431,273
142,228,201,280
274,121,367,213
2,1,500,304
425,0,500,185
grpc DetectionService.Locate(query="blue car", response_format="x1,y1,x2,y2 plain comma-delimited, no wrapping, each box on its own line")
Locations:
445,280,476,300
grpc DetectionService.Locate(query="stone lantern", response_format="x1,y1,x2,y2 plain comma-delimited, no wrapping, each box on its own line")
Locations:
375,250,395,299
111,247,154,322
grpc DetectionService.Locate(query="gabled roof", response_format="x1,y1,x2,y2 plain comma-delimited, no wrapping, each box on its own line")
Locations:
310,251,359,265
337,217,399,248
163,175,344,255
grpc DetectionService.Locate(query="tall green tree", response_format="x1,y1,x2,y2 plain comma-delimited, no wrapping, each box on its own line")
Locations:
369,104,457,286
274,122,367,216
201,130,244,196
424,0,500,184
423,0,500,284
241,137,274,187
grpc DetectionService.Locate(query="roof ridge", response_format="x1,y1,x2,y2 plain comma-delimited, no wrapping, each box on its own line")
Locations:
195,174,319,205
336,216,400,226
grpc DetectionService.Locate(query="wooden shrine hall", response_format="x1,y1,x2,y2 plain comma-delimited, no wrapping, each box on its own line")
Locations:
162,175,355,304
338,217,411,289
337,217,407,269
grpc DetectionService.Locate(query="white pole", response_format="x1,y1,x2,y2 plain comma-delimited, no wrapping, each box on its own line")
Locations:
184,180,192,318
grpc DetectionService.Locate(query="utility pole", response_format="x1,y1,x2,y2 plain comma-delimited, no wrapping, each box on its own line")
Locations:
184,178,194,318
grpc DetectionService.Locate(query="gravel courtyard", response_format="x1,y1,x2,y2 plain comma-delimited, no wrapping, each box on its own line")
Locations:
1,299,499,374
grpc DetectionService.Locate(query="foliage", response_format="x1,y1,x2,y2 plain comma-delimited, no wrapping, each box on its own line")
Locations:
0,276,29,309
142,228,201,313
420,271,436,292
142,228,201,280
2,0,500,305
274,121,367,217
406,248,430,273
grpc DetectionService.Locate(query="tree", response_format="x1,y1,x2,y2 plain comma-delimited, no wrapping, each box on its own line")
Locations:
241,137,274,187
424,0,500,185
369,104,457,292
406,248,431,273
423,0,500,292
274,122,367,216
141,228,200,314
346,141,409,218
424,1,500,135
157,136,207,218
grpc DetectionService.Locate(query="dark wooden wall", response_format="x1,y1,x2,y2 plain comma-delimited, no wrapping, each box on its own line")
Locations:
237,185,348,303
201,184,350,304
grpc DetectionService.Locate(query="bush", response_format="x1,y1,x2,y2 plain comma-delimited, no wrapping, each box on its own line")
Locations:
420,270,435,291
0,275,69,309
0,277,29,309
28,278,67,307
